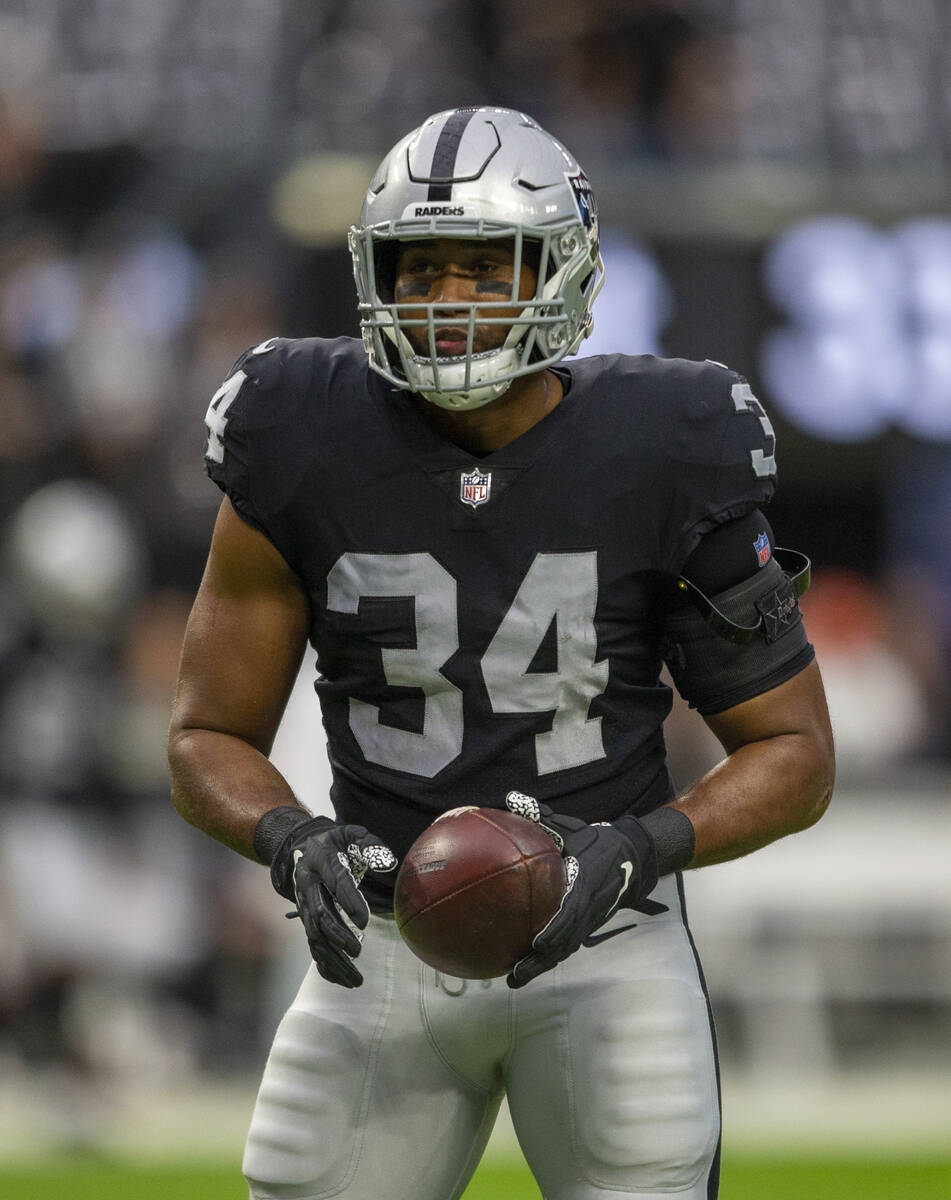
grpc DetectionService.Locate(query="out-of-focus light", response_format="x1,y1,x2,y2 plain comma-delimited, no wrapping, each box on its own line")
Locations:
1,256,82,353
761,214,951,442
4,480,146,643
762,215,901,329
893,218,951,330
583,232,672,358
760,327,891,441
101,235,201,342
891,219,951,439
271,153,375,247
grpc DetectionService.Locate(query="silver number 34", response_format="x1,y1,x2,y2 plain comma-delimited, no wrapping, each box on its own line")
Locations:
326,551,609,779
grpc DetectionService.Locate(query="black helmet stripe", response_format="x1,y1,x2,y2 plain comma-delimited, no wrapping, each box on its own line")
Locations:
427,107,479,201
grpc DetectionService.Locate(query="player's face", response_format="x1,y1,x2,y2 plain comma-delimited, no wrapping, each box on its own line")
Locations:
393,239,538,358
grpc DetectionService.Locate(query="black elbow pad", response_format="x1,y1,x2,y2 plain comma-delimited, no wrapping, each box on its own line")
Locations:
663,550,814,714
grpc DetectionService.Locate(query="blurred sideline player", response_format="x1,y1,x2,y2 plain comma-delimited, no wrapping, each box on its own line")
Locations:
169,107,834,1200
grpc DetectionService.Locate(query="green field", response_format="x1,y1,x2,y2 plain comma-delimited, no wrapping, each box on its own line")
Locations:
1,1156,949,1199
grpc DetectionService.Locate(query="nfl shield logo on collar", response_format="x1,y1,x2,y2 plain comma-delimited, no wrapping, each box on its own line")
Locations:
754,531,772,567
460,469,491,508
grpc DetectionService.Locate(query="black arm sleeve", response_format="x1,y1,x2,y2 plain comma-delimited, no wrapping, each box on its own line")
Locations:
663,511,814,714
679,508,776,595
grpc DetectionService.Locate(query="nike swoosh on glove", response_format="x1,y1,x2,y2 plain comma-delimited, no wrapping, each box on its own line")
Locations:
270,816,396,988
504,791,659,989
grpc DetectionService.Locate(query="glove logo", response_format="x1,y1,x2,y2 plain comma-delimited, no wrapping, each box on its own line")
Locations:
609,861,633,914
582,921,639,948
501,791,660,989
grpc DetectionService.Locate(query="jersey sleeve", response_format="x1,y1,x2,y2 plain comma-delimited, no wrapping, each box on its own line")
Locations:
201,335,371,578
203,337,285,536
660,362,778,576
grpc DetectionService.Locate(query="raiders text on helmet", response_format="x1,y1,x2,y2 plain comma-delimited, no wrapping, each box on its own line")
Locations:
349,107,605,410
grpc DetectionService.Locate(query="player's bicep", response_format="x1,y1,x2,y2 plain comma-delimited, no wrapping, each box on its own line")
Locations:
171,498,310,754
702,659,833,758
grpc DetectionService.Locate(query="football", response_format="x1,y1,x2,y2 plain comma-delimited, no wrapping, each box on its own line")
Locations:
393,806,567,979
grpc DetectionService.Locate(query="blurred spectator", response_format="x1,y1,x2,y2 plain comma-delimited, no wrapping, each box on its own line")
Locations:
798,570,929,775
495,1,739,162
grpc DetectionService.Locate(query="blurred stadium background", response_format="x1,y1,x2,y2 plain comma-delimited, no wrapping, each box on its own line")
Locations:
0,0,949,1192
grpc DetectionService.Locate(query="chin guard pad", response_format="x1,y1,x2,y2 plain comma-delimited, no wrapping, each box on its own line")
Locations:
663,549,813,714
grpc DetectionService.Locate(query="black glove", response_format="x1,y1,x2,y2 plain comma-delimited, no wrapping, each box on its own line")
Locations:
268,813,396,988
504,791,660,989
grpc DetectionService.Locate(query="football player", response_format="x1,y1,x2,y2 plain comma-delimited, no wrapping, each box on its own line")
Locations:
169,107,834,1200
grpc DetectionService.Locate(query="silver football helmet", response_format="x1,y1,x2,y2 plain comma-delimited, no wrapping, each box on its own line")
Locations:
349,107,604,410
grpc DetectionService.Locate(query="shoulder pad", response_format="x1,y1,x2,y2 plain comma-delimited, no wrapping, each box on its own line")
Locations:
657,360,779,574
228,335,289,389
202,338,284,465
677,360,776,472
202,336,367,538
721,376,777,482
204,336,346,465
202,337,289,503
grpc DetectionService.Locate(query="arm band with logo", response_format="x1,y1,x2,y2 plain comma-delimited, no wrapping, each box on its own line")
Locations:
663,552,814,715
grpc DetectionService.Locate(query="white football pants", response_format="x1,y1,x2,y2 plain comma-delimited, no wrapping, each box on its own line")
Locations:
243,873,720,1200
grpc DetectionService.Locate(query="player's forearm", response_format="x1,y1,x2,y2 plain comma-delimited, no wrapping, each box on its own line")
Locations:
168,727,307,861
671,730,834,869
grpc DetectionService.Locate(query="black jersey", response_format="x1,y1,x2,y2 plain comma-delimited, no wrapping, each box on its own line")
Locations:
204,336,778,896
